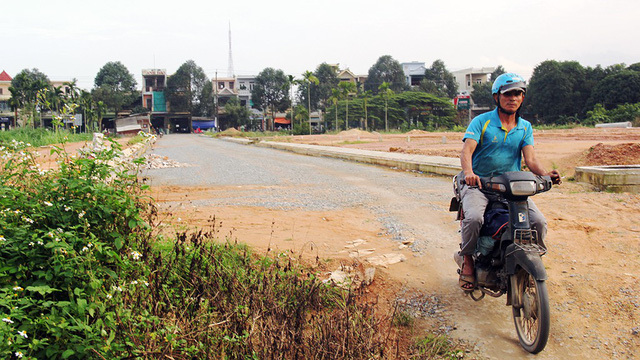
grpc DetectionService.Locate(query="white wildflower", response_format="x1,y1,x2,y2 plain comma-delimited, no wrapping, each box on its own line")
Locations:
29,242,35,247
44,201,53,206
2,318,13,323
17,330,27,338
106,294,112,299
131,280,138,285
131,251,142,260
82,246,89,252
64,205,71,212
12,286,23,291
37,240,43,245
15,351,23,358
22,217,34,224
143,281,149,287
78,211,85,219
0,235,5,242
87,242,93,248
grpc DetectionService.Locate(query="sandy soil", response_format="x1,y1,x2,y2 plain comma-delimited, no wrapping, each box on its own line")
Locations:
56,129,639,358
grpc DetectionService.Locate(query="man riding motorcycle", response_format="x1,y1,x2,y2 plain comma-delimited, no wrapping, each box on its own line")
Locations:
458,73,561,290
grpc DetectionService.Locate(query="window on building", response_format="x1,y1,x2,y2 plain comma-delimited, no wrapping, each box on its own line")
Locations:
0,88,3,95
229,81,234,89
476,79,482,84
218,82,225,90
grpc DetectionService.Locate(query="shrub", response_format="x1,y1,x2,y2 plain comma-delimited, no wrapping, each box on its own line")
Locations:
0,137,150,359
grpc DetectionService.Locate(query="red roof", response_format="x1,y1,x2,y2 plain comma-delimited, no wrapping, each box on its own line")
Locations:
0,70,11,82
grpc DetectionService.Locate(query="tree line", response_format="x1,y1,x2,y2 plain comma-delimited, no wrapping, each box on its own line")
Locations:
8,57,640,133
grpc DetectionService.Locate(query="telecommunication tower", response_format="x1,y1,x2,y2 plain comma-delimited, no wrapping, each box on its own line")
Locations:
227,22,234,77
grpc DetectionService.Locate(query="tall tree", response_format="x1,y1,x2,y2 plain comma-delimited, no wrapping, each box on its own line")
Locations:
378,82,394,131
92,61,137,115
339,81,356,130
420,59,458,98
364,55,406,94
588,69,640,110
525,60,591,124
9,68,51,127
302,71,319,134
251,68,290,131
165,60,212,116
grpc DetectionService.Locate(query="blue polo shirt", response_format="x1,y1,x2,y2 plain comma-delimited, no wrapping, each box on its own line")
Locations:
463,109,534,177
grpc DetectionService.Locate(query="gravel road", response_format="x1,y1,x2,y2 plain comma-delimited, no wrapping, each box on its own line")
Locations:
142,134,590,360
143,134,454,250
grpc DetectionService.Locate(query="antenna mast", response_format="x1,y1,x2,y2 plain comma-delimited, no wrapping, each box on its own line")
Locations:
227,22,234,77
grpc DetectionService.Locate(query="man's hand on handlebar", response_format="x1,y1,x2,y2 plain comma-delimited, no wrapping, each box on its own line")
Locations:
547,170,562,185
464,171,482,189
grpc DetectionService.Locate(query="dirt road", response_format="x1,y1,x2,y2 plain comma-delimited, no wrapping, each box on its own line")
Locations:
145,129,640,359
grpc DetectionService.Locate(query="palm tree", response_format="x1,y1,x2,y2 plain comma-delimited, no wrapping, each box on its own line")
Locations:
361,90,372,131
302,71,319,134
286,75,301,132
378,82,394,132
339,81,356,130
329,88,341,131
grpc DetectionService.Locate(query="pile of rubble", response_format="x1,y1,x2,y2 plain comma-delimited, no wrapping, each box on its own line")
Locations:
143,154,192,169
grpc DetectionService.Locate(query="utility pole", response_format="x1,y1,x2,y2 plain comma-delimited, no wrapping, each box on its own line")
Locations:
215,71,219,131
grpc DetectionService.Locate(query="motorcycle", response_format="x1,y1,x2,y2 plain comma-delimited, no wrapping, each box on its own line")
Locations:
449,171,553,354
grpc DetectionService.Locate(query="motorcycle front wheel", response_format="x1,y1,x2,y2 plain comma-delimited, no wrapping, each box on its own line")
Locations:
511,268,550,354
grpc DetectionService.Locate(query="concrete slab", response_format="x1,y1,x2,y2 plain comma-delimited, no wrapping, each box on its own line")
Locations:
255,141,461,177
574,165,640,193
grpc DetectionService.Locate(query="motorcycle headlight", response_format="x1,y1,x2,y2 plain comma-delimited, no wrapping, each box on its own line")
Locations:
510,180,536,196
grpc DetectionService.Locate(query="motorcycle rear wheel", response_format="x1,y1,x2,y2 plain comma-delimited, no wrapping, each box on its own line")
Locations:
511,268,550,354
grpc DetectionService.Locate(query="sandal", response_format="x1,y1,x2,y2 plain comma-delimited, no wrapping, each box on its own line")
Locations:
459,262,475,291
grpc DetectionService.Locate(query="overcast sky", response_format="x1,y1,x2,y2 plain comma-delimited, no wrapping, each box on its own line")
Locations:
2,0,638,90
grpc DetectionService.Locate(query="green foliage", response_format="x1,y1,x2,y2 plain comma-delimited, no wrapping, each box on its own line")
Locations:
92,61,138,114
0,137,149,359
364,55,407,94
584,102,640,126
9,68,51,128
164,60,213,116
251,68,290,130
420,59,458,99
0,128,91,147
223,97,251,129
588,70,640,110
410,334,464,359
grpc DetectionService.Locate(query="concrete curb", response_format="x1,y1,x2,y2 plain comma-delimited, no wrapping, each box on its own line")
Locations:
218,136,256,145
254,140,461,177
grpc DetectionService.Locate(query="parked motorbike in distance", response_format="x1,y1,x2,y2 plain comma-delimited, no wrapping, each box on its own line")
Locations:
449,171,553,354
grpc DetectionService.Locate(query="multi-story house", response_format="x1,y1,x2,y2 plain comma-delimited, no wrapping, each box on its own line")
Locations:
141,69,170,132
452,67,494,95
401,62,427,88
0,70,13,130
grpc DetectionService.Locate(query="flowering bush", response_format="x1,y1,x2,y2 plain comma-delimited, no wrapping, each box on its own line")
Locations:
0,138,150,359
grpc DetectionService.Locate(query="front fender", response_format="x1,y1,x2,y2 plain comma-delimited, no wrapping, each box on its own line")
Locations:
505,244,547,281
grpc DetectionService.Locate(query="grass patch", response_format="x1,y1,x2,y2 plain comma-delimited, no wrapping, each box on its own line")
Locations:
0,127,92,147
410,334,465,359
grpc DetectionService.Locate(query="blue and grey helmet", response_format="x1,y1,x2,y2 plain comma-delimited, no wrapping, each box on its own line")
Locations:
492,73,527,95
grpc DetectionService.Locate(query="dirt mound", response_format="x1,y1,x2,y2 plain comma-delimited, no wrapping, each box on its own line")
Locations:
218,128,244,137
583,143,640,166
337,129,373,137
406,129,430,135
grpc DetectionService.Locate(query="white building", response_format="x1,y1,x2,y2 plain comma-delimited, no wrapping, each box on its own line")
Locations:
401,62,427,88
452,67,495,95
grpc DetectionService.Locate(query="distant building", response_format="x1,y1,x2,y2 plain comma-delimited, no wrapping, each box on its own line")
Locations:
452,67,494,95
141,69,171,132
236,75,256,108
0,70,13,130
401,62,427,88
